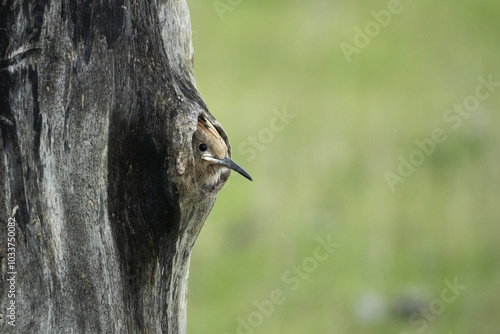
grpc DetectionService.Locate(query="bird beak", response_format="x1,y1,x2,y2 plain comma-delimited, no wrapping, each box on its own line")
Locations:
202,155,253,181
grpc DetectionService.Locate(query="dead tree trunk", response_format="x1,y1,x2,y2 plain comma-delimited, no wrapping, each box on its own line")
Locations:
0,1,229,333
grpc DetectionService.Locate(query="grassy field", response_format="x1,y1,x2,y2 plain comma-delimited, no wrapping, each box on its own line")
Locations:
187,1,500,333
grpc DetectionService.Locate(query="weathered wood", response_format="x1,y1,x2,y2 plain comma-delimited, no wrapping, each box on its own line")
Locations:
0,1,227,332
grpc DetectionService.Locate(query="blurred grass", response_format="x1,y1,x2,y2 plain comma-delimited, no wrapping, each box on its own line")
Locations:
187,0,500,333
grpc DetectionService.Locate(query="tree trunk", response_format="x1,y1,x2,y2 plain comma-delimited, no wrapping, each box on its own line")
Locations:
0,1,228,332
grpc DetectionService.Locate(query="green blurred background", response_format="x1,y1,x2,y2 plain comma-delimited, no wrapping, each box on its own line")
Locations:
187,1,500,333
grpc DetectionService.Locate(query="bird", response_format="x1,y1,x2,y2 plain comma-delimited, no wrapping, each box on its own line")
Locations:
192,116,252,187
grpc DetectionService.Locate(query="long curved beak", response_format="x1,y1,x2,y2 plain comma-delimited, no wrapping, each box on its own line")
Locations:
202,155,253,181
222,156,253,181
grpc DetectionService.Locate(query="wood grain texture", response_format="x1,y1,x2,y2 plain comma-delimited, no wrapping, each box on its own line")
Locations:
0,1,227,332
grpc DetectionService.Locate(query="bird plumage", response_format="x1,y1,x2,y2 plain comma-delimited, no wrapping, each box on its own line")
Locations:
192,116,252,187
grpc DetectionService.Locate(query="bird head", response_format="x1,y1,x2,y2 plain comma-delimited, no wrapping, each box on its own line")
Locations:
192,116,252,187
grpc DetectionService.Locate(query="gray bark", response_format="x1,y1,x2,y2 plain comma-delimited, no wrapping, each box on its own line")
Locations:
0,1,228,333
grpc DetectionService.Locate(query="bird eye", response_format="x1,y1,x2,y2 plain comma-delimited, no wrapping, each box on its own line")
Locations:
198,143,208,152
